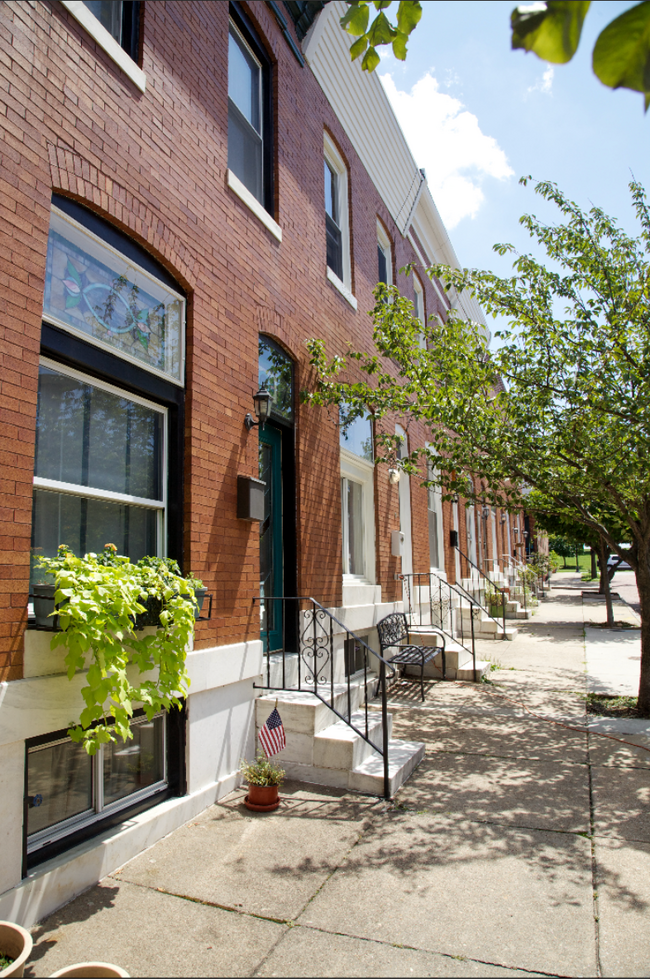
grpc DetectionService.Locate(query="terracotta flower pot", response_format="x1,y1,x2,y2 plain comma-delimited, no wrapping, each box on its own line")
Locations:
244,783,280,812
0,921,33,979
49,965,129,978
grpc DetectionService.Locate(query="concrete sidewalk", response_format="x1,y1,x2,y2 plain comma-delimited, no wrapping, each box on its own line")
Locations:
25,579,650,978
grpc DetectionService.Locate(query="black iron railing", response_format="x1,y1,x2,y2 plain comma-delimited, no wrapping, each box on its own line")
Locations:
399,571,478,681
253,596,395,799
454,545,508,640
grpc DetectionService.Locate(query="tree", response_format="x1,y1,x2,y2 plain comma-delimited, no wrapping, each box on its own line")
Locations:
304,179,650,713
339,1,650,110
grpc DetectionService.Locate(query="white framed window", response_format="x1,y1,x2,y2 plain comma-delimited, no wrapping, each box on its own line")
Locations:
31,358,167,584
228,21,264,206
340,414,375,583
60,1,145,91
427,461,444,571
377,221,393,286
413,274,427,349
26,712,166,854
324,133,354,305
44,207,186,386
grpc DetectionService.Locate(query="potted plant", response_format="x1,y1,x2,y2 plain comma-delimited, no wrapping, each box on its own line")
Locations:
185,572,207,619
49,964,129,977
35,544,196,755
240,755,285,812
485,586,505,619
0,920,33,978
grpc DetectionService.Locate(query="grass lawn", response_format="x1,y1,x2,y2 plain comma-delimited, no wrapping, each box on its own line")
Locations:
551,551,596,576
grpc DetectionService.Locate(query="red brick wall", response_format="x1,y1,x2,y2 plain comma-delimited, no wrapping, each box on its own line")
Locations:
0,0,448,679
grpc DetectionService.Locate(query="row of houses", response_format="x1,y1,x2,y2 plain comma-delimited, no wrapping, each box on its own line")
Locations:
0,0,536,925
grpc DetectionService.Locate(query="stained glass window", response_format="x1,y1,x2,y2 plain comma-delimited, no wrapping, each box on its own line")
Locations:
43,208,185,384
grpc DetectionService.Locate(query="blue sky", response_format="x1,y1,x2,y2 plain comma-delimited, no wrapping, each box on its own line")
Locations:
378,0,649,282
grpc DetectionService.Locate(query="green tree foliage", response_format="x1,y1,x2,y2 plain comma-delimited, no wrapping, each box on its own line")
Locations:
340,1,422,71
304,179,650,713
511,1,650,110
338,0,650,110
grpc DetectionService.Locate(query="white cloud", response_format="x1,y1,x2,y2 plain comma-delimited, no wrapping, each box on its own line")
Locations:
380,72,514,228
527,66,554,95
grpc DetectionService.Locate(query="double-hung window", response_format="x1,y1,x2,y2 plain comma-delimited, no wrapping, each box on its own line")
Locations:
325,159,343,281
377,222,393,286
32,360,166,579
324,134,354,305
228,22,264,206
61,1,144,90
340,413,375,582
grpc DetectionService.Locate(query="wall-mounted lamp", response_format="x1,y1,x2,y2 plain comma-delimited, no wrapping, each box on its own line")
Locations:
245,388,273,432
388,468,401,485
481,505,490,520
501,514,507,524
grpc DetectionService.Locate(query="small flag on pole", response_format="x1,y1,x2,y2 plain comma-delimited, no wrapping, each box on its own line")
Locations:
258,705,286,758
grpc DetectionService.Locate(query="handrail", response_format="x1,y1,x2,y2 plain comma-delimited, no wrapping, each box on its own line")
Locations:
253,595,393,799
454,546,508,640
399,571,478,682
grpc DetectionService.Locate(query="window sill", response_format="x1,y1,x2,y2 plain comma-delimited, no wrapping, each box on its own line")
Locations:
60,1,147,93
227,170,282,242
327,268,357,310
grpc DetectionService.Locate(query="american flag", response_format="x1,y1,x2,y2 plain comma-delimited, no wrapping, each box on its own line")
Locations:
258,706,286,758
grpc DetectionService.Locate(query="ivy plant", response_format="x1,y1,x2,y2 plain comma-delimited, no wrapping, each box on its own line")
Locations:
37,544,196,755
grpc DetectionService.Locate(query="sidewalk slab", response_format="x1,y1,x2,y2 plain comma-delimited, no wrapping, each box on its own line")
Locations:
595,837,650,978
28,878,286,978
391,707,588,765
256,926,548,978
591,766,650,842
394,753,590,833
298,812,597,977
588,726,650,770
114,784,377,921
585,627,641,698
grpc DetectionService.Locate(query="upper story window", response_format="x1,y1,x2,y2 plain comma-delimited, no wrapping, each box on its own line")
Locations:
413,275,425,323
325,159,343,281
61,1,144,89
377,222,393,286
82,1,139,58
43,207,185,385
229,23,264,206
324,134,354,304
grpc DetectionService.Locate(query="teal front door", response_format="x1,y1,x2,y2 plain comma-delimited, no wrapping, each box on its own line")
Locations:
259,425,283,652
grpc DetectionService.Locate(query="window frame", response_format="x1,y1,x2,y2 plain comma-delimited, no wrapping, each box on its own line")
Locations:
324,132,354,304
33,356,168,562
340,447,376,585
426,460,444,572
377,221,393,287
228,4,275,218
26,711,167,857
60,1,145,92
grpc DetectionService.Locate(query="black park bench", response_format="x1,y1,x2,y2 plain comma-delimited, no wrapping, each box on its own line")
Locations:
376,612,446,702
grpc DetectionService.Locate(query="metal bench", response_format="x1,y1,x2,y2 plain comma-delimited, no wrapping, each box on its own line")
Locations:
376,612,446,701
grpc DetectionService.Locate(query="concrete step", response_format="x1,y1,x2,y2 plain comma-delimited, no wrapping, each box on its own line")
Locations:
255,684,364,736
349,739,425,796
457,659,491,681
314,710,393,770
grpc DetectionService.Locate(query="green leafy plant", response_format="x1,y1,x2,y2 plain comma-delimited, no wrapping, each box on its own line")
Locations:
240,754,286,787
36,544,196,755
340,1,422,72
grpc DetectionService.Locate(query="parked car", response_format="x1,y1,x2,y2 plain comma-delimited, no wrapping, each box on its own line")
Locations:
607,554,632,571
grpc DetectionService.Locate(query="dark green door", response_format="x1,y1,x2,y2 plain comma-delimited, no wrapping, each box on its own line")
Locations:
259,425,283,652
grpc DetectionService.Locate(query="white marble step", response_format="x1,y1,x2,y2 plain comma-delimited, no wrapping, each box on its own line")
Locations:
349,739,425,796
255,684,364,736
313,710,393,771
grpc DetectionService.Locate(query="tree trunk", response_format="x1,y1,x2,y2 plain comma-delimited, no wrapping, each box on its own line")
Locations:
598,538,615,627
590,548,597,580
635,555,650,717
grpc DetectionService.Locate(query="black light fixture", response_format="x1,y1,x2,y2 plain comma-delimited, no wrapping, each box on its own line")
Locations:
245,388,273,432
501,513,507,524
482,505,490,520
